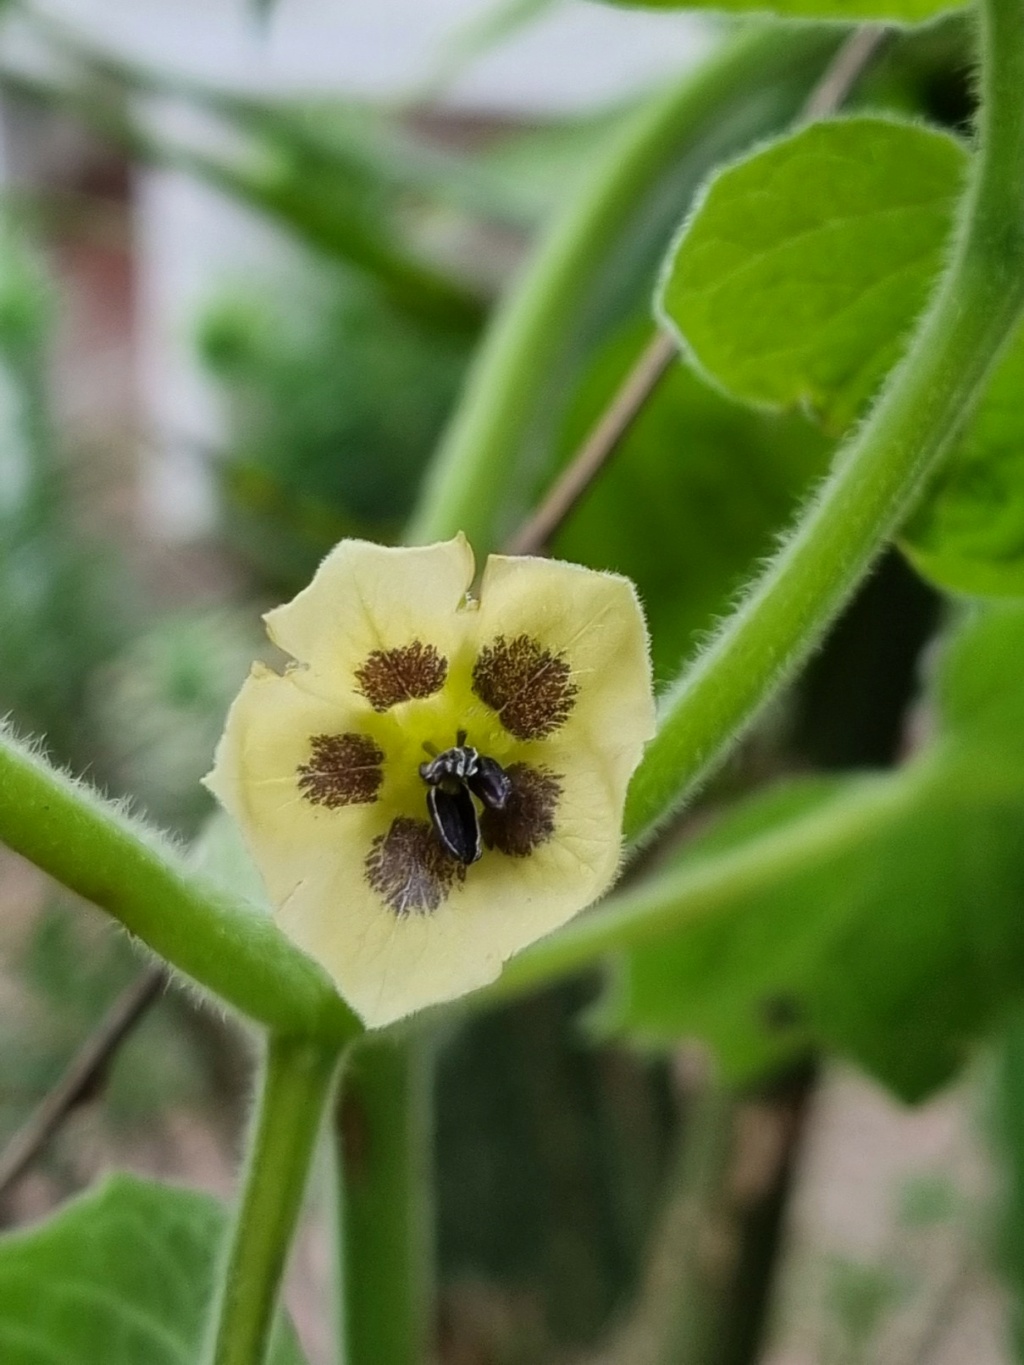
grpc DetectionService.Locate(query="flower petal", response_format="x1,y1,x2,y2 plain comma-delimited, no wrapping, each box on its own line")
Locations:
206,541,656,1029
264,536,475,704
472,554,655,786
204,663,387,887
273,747,622,1027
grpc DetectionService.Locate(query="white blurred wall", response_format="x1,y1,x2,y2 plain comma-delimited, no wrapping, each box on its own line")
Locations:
20,0,711,537
30,0,708,112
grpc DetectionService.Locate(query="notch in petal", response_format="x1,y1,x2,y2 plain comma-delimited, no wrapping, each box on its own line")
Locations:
264,535,475,698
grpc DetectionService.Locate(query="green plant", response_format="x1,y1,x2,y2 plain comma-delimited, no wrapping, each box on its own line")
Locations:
2,1,1024,1363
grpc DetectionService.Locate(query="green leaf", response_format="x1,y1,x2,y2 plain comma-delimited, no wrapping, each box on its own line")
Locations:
553,323,831,680
901,325,1024,596
191,807,271,909
656,115,1024,599
597,603,1024,1101
603,0,963,24
0,1173,307,1364
659,117,967,430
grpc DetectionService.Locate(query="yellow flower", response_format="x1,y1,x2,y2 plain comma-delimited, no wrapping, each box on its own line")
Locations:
205,535,655,1027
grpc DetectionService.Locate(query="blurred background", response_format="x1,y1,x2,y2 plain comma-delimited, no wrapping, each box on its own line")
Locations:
0,2,1009,1363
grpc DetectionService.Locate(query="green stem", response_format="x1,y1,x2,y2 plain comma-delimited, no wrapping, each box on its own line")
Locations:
407,22,842,551
625,0,1024,845
491,741,1024,1009
488,772,917,1004
334,1032,433,1365
991,1006,1024,1358
602,1077,735,1365
0,726,360,1042
207,1035,341,1365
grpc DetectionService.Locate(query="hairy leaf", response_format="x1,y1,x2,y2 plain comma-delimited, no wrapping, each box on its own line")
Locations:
659,115,1024,598
659,117,967,429
901,327,1024,596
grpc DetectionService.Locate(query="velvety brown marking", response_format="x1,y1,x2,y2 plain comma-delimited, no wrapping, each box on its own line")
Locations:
482,763,560,857
365,816,464,916
298,733,384,808
472,634,578,740
355,641,447,711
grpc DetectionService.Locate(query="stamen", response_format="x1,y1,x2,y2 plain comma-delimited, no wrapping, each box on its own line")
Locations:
418,741,511,865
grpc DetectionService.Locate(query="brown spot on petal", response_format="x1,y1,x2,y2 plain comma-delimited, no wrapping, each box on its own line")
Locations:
365,816,464,916
355,641,447,712
298,733,384,808
482,763,560,857
472,634,578,740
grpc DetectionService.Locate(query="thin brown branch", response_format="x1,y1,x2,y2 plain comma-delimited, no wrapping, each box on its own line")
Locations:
505,329,677,557
801,24,890,122
505,25,887,562
0,964,166,1201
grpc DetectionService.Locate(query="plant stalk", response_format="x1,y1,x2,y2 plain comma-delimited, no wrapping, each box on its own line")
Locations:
334,1032,434,1365
207,1035,341,1365
0,727,360,1042
625,0,1024,844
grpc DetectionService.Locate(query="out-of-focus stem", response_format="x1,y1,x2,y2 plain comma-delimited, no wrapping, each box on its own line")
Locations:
334,1032,434,1365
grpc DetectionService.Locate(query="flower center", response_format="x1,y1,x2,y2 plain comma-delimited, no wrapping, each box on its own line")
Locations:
419,733,512,866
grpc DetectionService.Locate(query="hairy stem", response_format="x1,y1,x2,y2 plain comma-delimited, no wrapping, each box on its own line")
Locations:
0,728,360,1042
207,1036,341,1365
489,772,914,1004
625,0,1024,845
0,966,165,1202
408,22,842,551
334,1032,433,1365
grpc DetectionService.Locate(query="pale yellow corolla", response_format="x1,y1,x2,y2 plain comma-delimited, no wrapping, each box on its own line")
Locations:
205,535,654,1027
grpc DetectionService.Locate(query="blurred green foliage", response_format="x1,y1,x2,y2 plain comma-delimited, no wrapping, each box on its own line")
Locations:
596,604,1024,1101
14,904,204,1126
0,1175,307,1365
198,277,473,583
92,611,261,831
0,218,124,769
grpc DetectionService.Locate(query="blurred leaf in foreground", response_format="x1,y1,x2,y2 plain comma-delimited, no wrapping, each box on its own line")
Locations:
0,1174,307,1364
596,603,1024,1101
